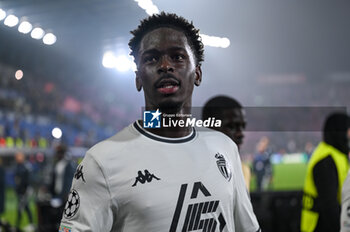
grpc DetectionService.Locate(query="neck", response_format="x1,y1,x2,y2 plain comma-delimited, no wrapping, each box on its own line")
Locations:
144,103,193,138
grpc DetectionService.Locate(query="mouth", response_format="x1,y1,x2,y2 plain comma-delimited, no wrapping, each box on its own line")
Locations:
156,78,180,95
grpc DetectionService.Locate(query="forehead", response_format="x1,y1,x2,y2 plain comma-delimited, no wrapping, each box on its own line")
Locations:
221,109,246,122
139,27,191,54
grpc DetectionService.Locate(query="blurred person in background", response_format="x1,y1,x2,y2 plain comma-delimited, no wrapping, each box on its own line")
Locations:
301,112,350,232
49,144,75,229
0,158,5,217
14,152,33,229
304,141,315,161
252,136,272,192
202,95,251,190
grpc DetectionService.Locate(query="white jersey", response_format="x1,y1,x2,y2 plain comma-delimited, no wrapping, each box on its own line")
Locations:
59,121,260,232
341,170,350,232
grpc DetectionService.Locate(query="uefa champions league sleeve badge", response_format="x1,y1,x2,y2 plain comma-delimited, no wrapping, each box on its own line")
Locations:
63,189,80,219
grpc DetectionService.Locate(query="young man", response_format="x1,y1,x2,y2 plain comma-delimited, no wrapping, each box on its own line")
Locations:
202,96,251,190
59,12,260,232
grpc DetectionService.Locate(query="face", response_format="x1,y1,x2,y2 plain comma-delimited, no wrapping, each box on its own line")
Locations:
135,27,202,111
217,108,246,149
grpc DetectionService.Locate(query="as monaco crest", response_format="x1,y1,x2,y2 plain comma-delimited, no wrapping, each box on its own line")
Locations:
215,153,232,181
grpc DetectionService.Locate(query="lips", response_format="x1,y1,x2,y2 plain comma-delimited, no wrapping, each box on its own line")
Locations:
155,77,180,95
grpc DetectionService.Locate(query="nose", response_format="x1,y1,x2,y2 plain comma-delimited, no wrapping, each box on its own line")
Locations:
157,56,174,74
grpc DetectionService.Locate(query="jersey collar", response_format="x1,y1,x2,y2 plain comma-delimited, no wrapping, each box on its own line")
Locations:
133,120,196,144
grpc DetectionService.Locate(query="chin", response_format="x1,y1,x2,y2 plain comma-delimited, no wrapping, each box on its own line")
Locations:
159,102,182,113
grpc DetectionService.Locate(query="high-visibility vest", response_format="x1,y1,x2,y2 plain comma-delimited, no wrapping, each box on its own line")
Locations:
301,141,349,232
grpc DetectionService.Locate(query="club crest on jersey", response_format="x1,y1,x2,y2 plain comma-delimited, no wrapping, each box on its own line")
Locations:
215,153,232,181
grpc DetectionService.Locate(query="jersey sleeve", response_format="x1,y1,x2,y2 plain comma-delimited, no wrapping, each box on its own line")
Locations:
59,152,115,232
231,145,261,232
341,171,350,232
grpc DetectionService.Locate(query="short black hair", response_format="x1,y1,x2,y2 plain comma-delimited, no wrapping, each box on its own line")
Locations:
323,112,350,154
202,95,243,120
129,12,204,66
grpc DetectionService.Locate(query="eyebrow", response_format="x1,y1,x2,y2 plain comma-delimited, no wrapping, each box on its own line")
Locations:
141,47,188,56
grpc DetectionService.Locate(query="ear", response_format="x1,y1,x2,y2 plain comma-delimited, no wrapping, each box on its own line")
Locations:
135,71,142,92
194,65,202,87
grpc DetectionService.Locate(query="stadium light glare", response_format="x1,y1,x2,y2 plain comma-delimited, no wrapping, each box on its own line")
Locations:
102,52,136,72
15,70,23,80
18,21,33,34
102,52,117,68
31,27,45,39
52,127,62,139
43,33,57,45
4,14,19,27
115,55,135,72
200,34,231,48
133,1,230,48
220,37,231,48
0,9,6,21
134,0,159,15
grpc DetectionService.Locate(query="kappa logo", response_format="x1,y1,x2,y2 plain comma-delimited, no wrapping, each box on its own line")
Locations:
170,182,227,232
74,164,86,183
132,169,160,187
215,153,232,181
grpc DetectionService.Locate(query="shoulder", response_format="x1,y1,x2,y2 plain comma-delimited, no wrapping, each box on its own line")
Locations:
197,127,238,150
87,123,139,159
314,155,336,171
197,127,240,164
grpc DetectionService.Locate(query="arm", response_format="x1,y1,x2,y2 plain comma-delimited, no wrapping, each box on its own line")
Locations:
233,147,261,231
341,172,350,232
313,155,340,231
59,153,115,232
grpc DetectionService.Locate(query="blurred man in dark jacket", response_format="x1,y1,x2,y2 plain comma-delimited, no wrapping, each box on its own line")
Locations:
14,152,33,228
49,144,75,230
301,112,350,232
0,158,5,216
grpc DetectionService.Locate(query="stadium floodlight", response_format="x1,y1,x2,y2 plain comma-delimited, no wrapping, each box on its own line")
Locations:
15,70,23,80
4,14,19,27
18,21,33,34
102,52,117,68
133,1,230,48
43,33,57,45
31,27,45,39
200,34,231,48
134,0,159,15
115,55,135,72
0,9,6,21
102,51,136,72
52,127,62,139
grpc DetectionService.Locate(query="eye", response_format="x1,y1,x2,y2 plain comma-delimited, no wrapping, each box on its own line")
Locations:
172,54,185,61
143,56,158,63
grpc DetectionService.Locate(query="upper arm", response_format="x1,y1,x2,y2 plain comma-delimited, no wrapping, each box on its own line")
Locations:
59,153,115,232
313,156,338,204
231,145,260,231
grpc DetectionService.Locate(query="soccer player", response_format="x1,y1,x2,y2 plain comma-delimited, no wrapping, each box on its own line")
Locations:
341,170,350,232
340,128,350,232
202,96,251,191
59,12,260,232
